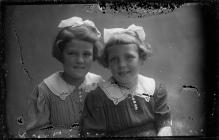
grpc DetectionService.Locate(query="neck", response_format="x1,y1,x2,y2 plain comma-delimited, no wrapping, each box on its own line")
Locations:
62,72,85,87
113,76,138,90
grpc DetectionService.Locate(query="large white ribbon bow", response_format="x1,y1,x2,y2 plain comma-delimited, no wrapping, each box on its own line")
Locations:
58,16,101,38
103,24,145,44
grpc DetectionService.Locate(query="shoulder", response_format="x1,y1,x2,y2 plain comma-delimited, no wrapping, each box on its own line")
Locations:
138,74,156,96
42,71,62,93
86,86,105,98
153,79,168,93
138,74,155,87
139,75,167,92
29,81,50,102
34,72,61,97
82,73,104,93
43,71,61,84
85,86,106,104
37,81,48,91
86,72,104,83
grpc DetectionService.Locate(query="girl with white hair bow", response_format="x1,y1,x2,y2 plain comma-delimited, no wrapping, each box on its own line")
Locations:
80,24,172,137
24,16,104,138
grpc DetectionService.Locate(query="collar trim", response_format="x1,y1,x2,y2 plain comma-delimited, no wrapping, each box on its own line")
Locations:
44,71,102,100
99,74,155,105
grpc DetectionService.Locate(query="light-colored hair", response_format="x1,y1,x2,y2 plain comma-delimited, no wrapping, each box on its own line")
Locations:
52,25,103,63
99,31,152,68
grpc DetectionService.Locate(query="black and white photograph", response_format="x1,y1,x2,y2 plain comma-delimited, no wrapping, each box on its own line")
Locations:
1,1,218,138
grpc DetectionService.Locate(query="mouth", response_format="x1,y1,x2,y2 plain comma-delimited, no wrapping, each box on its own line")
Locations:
118,71,131,76
73,66,86,70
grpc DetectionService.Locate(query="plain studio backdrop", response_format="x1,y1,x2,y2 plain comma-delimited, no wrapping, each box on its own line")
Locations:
4,4,207,137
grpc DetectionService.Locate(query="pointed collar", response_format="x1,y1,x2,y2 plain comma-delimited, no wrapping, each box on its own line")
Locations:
44,71,103,100
99,74,155,105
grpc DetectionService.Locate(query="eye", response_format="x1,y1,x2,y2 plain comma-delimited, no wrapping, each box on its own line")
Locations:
109,57,117,63
67,51,77,56
126,54,135,61
83,52,92,57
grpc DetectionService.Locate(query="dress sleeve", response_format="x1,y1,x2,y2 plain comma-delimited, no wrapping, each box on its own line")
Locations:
80,88,107,137
26,83,50,131
154,82,172,130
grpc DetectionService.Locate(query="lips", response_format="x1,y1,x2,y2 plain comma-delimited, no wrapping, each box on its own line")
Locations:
73,66,85,69
118,71,130,76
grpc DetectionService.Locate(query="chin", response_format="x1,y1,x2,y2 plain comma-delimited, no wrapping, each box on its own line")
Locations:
117,77,131,84
71,73,85,79
73,70,88,77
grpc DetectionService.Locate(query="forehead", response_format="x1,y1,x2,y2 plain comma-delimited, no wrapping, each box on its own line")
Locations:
107,44,138,56
64,39,93,51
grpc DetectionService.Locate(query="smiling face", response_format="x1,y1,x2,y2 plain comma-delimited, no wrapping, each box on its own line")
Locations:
62,39,93,80
107,44,143,87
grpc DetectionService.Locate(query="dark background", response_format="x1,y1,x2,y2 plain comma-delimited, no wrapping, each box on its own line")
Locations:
3,3,217,137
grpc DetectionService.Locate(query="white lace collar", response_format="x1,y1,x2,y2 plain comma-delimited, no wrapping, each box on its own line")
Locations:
99,74,155,105
44,71,103,100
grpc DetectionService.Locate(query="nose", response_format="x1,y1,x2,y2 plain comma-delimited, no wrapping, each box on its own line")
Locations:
118,58,127,68
76,54,84,64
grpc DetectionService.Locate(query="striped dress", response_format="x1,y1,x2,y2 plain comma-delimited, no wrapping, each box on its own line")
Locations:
80,75,171,137
26,71,103,135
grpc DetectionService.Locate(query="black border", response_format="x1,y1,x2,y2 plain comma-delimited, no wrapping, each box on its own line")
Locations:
0,0,218,139
200,2,219,137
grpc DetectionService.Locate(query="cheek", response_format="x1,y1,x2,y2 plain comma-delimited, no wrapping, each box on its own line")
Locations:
108,62,116,69
63,56,75,65
85,57,93,65
128,61,141,72
132,57,142,66
85,62,92,70
63,61,73,69
109,66,119,75
79,58,92,71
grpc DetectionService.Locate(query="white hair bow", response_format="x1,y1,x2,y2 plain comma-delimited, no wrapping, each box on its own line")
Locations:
58,16,101,38
103,24,145,44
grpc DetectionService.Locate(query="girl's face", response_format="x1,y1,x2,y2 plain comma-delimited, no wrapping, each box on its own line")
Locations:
62,39,93,79
108,44,142,86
